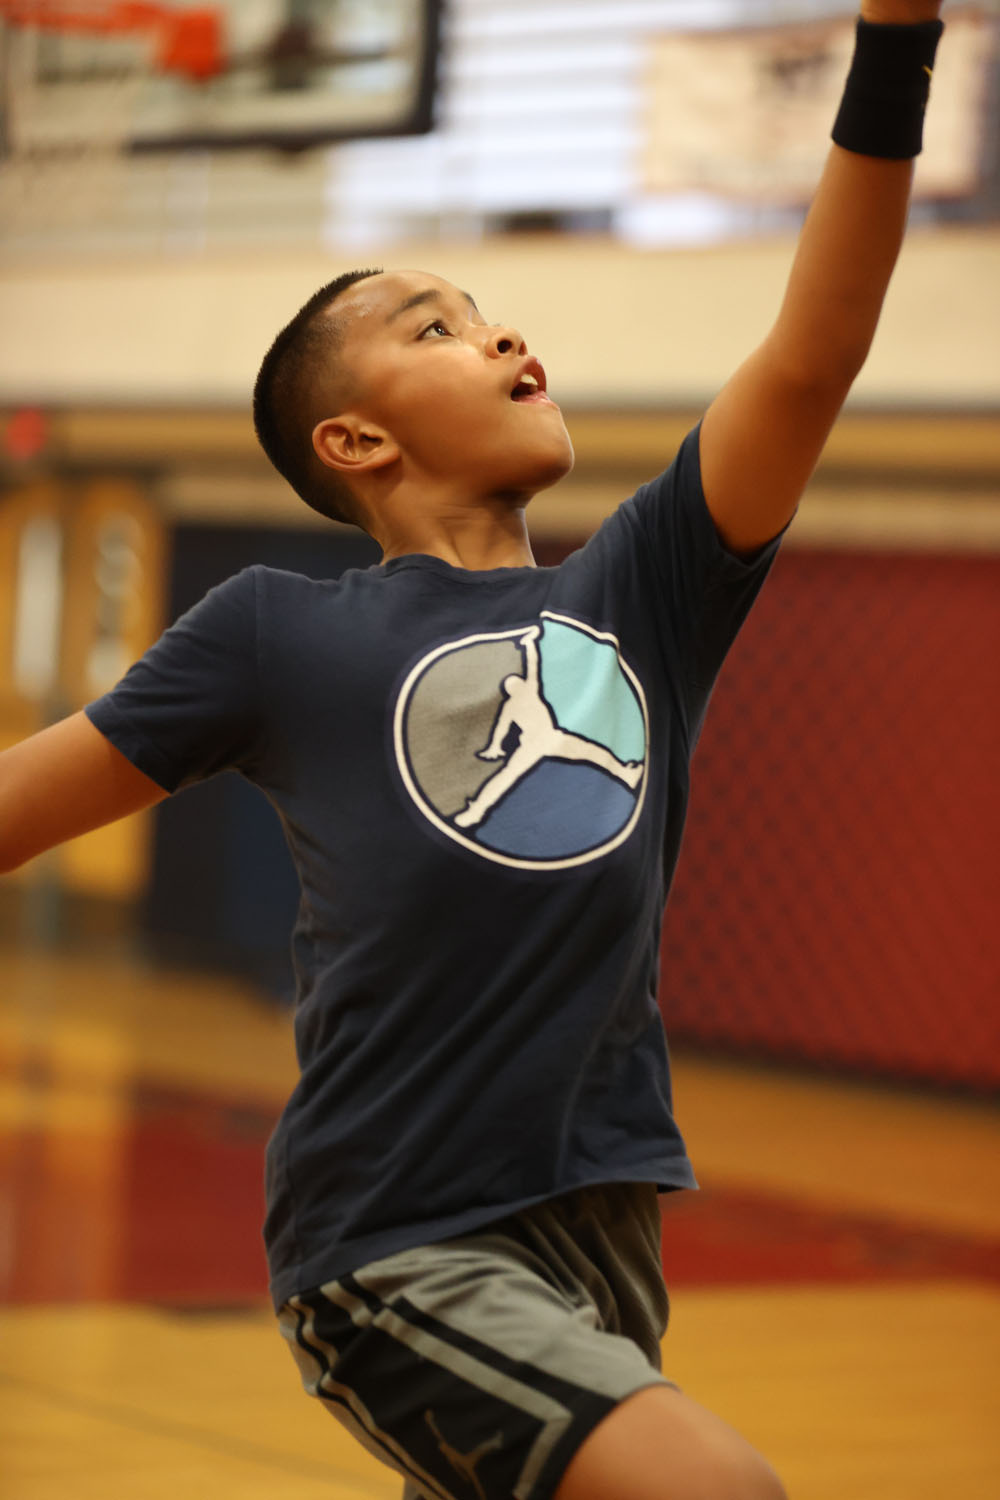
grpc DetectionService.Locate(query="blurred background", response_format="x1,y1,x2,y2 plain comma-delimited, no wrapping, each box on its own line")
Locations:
0,3,998,1499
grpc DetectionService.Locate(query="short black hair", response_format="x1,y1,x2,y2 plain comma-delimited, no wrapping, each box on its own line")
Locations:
252,267,382,526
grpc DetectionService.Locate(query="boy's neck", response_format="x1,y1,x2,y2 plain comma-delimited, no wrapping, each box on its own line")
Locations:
373,495,537,572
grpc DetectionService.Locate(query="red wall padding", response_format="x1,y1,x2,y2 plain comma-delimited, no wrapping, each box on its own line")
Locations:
655,548,999,1089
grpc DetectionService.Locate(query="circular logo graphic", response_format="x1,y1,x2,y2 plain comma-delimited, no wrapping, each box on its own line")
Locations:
393,611,648,869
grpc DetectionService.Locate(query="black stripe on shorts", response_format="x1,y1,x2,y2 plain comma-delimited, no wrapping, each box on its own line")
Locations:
298,1273,621,1500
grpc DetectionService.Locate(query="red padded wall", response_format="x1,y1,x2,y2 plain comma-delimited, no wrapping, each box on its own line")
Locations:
656,548,999,1089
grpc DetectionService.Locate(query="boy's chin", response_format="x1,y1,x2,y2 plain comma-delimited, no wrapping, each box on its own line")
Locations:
532,452,575,494
477,432,575,504
517,437,576,495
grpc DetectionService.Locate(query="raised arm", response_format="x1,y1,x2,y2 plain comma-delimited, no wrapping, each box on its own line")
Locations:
519,625,541,690
0,711,168,874
699,0,944,555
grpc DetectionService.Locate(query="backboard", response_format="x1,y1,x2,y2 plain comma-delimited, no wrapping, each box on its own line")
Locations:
0,0,442,155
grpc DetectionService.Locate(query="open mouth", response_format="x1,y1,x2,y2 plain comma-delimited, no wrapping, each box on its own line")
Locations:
510,361,552,404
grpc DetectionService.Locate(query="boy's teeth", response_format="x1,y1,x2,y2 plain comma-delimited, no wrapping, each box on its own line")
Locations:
512,373,542,400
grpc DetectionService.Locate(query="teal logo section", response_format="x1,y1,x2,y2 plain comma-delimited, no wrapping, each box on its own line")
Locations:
393,611,648,870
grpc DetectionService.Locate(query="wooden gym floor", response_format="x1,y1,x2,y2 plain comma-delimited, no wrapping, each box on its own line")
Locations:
0,942,997,1500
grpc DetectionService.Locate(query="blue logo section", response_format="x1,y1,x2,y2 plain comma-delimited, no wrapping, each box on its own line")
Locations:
475,761,638,859
537,619,645,765
393,612,648,871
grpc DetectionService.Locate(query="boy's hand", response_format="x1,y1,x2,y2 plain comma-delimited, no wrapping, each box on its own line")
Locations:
0,712,167,874
859,2,943,21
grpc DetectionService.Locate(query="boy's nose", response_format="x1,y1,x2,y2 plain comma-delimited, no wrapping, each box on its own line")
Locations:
486,324,527,358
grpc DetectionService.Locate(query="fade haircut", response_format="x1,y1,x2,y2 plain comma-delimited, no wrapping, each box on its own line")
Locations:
253,267,382,526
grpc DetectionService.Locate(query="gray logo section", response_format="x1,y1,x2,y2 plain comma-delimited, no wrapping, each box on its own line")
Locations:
404,637,524,819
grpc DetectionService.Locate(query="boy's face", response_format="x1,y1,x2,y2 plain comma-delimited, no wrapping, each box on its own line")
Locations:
326,270,575,500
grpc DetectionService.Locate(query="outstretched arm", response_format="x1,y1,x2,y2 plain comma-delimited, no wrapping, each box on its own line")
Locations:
0,711,168,874
479,699,515,760
520,626,541,690
699,0,944,555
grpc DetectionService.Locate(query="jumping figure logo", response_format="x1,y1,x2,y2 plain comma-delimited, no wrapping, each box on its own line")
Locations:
393,611,648,869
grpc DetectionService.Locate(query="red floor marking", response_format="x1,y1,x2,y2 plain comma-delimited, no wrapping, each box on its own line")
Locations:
3,1079,998,1304
661,1185,1000,1288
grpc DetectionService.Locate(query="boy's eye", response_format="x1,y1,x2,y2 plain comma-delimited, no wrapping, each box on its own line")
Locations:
420,320,450,338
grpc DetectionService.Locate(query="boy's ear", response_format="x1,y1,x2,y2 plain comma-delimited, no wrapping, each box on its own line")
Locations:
312,414,399,477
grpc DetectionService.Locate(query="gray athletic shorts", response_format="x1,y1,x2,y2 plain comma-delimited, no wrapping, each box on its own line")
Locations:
278,1182,674,1500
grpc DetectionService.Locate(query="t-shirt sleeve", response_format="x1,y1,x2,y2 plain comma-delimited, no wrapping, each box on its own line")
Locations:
585,422,783,742
84,566,264,793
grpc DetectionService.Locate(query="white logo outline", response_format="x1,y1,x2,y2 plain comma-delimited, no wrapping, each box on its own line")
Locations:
393,609,649,871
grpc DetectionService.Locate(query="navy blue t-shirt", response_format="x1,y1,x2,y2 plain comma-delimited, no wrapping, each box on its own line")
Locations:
86,426,779,1309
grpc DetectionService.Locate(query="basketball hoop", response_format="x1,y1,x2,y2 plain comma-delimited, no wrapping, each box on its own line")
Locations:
0,2,222,243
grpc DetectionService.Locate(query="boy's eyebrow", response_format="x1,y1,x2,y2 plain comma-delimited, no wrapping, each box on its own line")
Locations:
385,288,481,325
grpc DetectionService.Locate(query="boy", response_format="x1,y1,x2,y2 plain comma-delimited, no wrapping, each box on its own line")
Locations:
0,5,945,1498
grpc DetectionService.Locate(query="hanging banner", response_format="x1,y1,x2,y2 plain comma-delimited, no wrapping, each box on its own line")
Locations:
641,8,995,203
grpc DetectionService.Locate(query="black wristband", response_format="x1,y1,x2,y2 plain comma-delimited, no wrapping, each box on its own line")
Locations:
832,17,944,159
